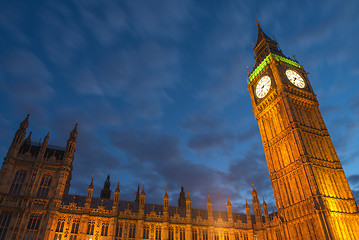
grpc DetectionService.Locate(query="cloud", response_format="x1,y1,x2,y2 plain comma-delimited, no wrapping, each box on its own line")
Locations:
188,132,235,151
0,49,54,102
182,112,224,132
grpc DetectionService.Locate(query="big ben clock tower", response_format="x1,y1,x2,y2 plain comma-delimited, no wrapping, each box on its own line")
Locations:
248,22,359,239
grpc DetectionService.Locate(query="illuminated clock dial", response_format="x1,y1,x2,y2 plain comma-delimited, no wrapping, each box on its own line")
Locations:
286,69,305,88
255,76,271,98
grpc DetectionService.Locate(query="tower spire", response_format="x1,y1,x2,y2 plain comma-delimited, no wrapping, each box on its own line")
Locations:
253,21,284,68
100,174,111,199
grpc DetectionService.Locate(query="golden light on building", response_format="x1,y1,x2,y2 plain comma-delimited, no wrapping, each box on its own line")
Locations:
0,23,358,240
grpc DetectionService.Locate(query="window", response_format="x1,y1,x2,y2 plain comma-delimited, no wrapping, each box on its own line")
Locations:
129,224,136,239
54,219,65,240
143,225,149,239
24,214,41,240
0,212,11,240
214,234,219,240
202,230,208,240
115,224,123,240
155,227,161,240
192,229,197,240
235,233,239,240
168,227,174,240
180,228,185,240
9,170,26,195
101,222,109,236
69,221,79,240
224,232,229,240
36,175,52,199
86,222,95,236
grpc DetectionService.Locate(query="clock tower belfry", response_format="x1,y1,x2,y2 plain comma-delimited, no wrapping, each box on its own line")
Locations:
247,22,359,240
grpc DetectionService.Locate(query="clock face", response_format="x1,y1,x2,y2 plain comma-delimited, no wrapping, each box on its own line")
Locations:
255,76,271,98
286,69,305,88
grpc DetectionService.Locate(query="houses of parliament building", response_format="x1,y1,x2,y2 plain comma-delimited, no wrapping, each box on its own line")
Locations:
1,24,359,240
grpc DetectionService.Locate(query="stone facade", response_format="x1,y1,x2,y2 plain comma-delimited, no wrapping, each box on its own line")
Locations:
247,22,359,239
0,24,358,240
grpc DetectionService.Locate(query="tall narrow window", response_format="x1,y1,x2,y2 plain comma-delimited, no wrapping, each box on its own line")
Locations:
115,223,123,240
54,219,65,240
143,225,149,239
155,227,161,240
129,224,136,239
86,222,95,236
202,230,208,240
37,175,52,199
24,214,41,240
192,229,197,240
234,233,239,240
224,232,229,240
101,222,109,236
179,228,185,240
214,233,219,240
9,170,26,195
168,227,174,240
69,220,79,240
0,212,11,240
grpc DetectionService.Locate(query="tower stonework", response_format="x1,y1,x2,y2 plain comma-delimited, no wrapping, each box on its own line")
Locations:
247,23,359,239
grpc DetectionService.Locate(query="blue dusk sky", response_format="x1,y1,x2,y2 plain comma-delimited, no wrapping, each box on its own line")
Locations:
1,0,359,213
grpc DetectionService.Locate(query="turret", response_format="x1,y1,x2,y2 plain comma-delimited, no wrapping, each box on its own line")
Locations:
7,114,29,157
262,197,270,223
163,187,169,217
64,123,77,161
85,178,94,207
113,182,120,210
100,174,111,199
245,199,252,226
186,192,191,220
252,184,263,224
37,132,49,161
178,186,186,208
207,194,213,222
139,184,145,214
226,197,233,223
135,185,140,203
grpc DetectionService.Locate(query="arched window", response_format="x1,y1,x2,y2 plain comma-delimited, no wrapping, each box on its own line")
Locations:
155,227,161,240
202,230,208,240
37,174,52,198
179,228,185,240
129,224,136,240
192,229,197,240
115,223,123,240
54,219,65,240
143,225,149,239
101,222,109,237
24,214,41,240
86,222,94,236
9,170,26,195
0,212,12,240
168,227,174,240
69,220,79,240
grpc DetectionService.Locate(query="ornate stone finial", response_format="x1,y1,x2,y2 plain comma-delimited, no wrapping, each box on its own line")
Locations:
24,131,32,145
115,182,120,192
227,196,231,206
141,184,145,194
164,186,169,198
207,194,212,203
256,18,260,26
89,177,94,189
